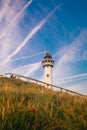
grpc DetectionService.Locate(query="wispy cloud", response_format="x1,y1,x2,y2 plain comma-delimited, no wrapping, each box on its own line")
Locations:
65,80,87,95
0,0,33,64
0,1,25,62
0,0,33,40
12,62,41,77
2,4,61,65
0,0,33,74
53,29,87,83
10,51,44,62
0,0,11,21
25,62,41,76
59,29,87,63
57,72,87,83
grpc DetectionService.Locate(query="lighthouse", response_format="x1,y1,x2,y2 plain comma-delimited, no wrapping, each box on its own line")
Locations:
42,52,54,88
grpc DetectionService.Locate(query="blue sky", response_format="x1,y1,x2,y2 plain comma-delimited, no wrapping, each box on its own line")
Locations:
0,0,87,94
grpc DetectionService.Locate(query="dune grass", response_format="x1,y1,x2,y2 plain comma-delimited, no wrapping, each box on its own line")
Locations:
0,77,87,130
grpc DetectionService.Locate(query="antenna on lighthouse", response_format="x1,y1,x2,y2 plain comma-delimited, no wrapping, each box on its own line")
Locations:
42,52,55,89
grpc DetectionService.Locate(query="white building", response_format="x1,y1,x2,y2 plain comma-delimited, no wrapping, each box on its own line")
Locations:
42,52,54,88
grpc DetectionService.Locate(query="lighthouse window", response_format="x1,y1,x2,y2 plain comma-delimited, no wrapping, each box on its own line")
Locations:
47,74,49,77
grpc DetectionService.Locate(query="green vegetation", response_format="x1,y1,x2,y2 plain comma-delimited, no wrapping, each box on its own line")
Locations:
0,77,87,130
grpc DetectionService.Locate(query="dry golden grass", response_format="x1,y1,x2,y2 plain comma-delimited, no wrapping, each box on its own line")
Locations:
0,77,87,130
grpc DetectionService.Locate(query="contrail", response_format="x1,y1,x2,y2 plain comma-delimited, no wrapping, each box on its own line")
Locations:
57,73,87,83
10,52,44,62
2,4,61,65
0,0,33,39
12,61,41,76
24,62,41,76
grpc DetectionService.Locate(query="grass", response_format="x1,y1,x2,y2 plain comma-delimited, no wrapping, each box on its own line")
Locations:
0,77,87,130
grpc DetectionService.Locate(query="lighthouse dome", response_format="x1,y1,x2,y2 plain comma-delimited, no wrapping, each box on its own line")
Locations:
44,52,52,59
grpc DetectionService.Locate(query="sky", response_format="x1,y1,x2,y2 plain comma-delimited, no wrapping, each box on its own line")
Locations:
0,0,87,94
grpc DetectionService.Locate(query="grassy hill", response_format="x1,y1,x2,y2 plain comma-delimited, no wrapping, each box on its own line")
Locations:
0,77,87,130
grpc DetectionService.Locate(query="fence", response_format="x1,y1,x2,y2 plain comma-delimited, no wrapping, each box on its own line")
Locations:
1,73,87,98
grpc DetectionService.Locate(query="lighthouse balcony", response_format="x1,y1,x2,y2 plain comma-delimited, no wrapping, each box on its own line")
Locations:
42,59,54,67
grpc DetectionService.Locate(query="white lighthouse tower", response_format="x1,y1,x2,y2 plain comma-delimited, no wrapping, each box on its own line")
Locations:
42,52,54,88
